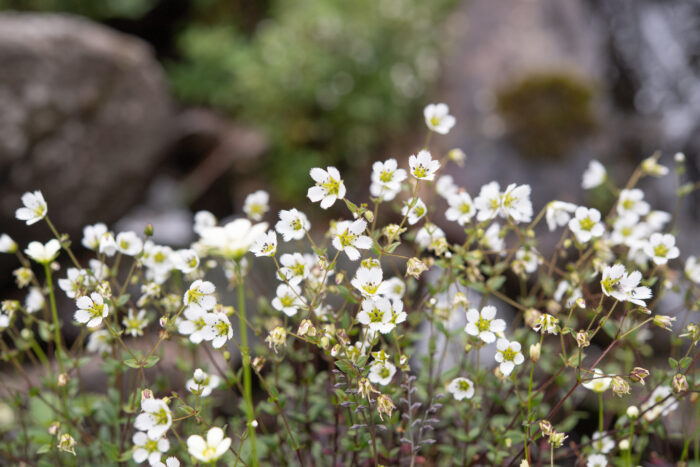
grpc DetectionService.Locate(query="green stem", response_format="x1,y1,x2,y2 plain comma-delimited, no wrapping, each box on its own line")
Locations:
627,418,634,466
598,392,604,432
44,263,65,374
237,262,258,466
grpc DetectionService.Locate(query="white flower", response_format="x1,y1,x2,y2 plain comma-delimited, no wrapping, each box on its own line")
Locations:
170,249,200,274
568,207,604,243
132,431,169,465
58,268,91,299
586,453,607,467
582,160,606,189
193,210,217,236
533,314,559,335
134,397,172,440
116,231,143,256
15,190,47,225
99,232,117,257
243,190,269,221
515,248,539,274
183,280,216,312
495,338,524,376
187,427,231,463
389,299,406,326
481,223,505,253
645,210,672,232
447,377,475,401
474,181,502,221
198,219,268,260
307,166,346,209
272,284,305,317
0,233,17,253
546,201,577,232
501,183,533,223
142,242,175,283
685,256,700,284
25,239,61,264
332,219,372,261
82,223,108,251
351,266,388,298
582,369,612,393
123,309,149,337
436,175,458,199
409,150,440,181
277,253,312,285
368,360,396,386
86,329,111,354
0,313,9,330
415,223,445,251
641,385,678,421
591,431,614,454
358,298,395,334
201,311,233,349
465,306,506,343
401,197,427,225
74,293,109,328
154,457,180,467
370,158,407,201
25,287,45,314
610,214,648,247
275,209,310,242
424,103,456,134
445,191,475,226
617,189,650,220
250,230,277,257
644,233,680,265
177,307,209,344
381,277,405,300
186,368,220,398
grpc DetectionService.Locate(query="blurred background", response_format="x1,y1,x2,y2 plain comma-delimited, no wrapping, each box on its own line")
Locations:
1,0,699,278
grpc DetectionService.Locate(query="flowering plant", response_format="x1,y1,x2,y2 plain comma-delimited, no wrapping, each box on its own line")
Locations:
1,104,699,466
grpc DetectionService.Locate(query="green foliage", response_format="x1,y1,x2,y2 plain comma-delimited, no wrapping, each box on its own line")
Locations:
496,72,597,159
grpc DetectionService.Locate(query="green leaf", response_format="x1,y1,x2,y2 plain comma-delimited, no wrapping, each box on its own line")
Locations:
337,286,358,305
335,360,354,375
679,356,693,370
36,444,52,455
116,294,131,307
668,357,678,369
486,276,506,291
143,356,160,368
123,359,141,369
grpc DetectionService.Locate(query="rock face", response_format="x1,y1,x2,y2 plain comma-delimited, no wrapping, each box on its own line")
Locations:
0,12,174,241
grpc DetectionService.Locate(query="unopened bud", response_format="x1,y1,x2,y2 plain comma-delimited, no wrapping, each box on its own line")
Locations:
576,330,590,348
524,309,542,329
530,343,541,363
447,148,466,166
48,421,61,436
673,373,688,393
141,389,154,401
406,257,429,279
626,406,639,419
297,319,316,337
539,420,553,436
57,373,68,387
144,224,154,237
653,315,675,331
629,367,649,385
363,210,374,223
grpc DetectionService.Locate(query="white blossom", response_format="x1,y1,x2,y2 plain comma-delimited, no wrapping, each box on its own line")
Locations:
132,431,169,465
568,207,604,243
187,427,231,463
368,360,396,386
445,191,475,226
409,150,439,181
183,280,216,312
465,306,506,344
186,368,220,398
447,377,475,400
351,266,389,298
134,397,172,440
0,233,17,253
272,284,305,317
15,190,47,225
307,166,346,209
201,311,233,349
495,338,524,376
357,298,395,334
582,160,606,189
275,209,310,242
401,197,427,225
249,230,277,257
370,158,407,201
332,219,372,261
644,233,680,265
25,239,61,264
424,103,456,134
546,201,577,232
74,293,109,328
243,190,269,221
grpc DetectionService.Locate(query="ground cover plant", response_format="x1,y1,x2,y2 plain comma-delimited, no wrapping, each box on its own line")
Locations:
0,104,699,466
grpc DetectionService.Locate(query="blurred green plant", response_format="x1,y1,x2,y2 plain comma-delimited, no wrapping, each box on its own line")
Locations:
169,0,456,199
496,72,597,160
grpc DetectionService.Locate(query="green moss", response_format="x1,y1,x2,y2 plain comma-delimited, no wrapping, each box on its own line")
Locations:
496,72,597,159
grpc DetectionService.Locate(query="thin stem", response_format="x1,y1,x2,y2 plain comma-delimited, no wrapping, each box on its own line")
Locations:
237,261,258,466
44,263,65,375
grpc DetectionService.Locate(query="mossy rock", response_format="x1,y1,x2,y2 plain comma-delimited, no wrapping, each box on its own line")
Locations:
496,72,597,159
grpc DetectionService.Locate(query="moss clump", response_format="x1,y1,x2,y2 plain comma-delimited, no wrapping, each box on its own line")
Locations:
496,72,597,159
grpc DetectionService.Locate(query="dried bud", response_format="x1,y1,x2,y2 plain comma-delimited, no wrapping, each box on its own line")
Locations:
452,292,469,308
576,330,590,348
252,356,265,373
297,319,316,337
265,327,287,353
358,377,379,400
611,376,630,397
629,367,649,385
96,281,112,299
319,336,330,349
141,389,154,400
672,373,688,394
336,329,350,346
529,343,541,363
376,394,396,421
13,267,33,288
406,257,429,279
539,420,553,437
57,373,68,387
548,431,568,448
524,309,542,329
48,421,61,436
57,433,76,455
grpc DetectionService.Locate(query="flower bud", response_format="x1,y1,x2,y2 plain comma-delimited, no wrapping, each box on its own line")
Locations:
252,356,265,373
320,336,330,349
548,430,568,448
641,156,669,177
539,420,553,436
141,389,154,400
48,421,61,436
629,367,649,385
675,152,686,162
363,210,374,223
672,373,688,393
524,309,542,329
265,327,287,353
57,373,68,387
297,319,316,337
336,329,350,346
144,224,154,237
0,234,17,254
619,439,630,451
530,343,541,363
626,405,639,419
447,148,466,166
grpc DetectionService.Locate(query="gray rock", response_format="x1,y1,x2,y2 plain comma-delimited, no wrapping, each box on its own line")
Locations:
0,12,174,241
